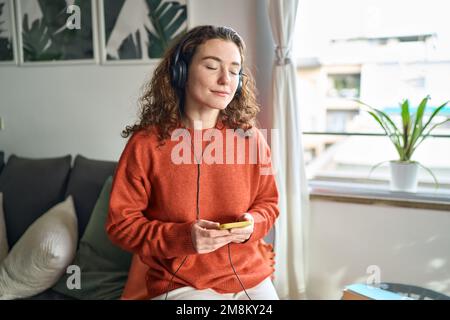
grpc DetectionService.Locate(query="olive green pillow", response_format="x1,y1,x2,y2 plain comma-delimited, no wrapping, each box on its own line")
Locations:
53,177,132,299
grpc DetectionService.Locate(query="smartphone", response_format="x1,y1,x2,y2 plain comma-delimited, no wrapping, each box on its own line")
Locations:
219,221,252,230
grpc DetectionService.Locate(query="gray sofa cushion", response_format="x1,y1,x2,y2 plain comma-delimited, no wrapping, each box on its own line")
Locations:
64,155,116,239
24,288,75,300
0,155,72,247
0,152,4,174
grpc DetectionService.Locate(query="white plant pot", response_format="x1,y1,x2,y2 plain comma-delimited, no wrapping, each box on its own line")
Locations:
389,161,419,192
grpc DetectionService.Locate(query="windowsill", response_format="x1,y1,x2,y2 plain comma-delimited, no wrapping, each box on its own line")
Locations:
309,180,450,211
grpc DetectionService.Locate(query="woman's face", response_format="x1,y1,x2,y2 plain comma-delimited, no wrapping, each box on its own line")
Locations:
184,39,242,112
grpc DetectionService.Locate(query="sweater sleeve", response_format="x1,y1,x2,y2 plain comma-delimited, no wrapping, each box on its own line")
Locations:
106,133,197,260
246,129,280,243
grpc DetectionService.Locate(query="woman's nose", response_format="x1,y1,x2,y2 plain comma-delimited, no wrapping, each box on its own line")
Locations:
218,68,231,84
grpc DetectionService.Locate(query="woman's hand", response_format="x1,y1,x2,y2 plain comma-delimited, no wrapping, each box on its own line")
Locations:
230,213,254,243
191,219,247,254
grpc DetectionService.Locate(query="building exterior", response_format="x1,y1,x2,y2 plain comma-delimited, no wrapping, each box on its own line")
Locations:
297,33,450,185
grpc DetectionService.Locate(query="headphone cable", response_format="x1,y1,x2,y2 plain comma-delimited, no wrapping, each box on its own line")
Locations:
164,255,188,300
164,120,251,300
164,132,201,300
227,243,251,300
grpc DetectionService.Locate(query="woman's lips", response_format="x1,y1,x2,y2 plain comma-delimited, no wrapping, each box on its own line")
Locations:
211,90,229,97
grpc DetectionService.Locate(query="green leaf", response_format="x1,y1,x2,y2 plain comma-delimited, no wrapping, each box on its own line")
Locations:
0,2,13,60
412,118,450,154
422,100,449,133
159,4,182,32
165,6,187,39
117,30,142,59
400,99,410,150
354,99,403,157
66,0,94,60
0,38,13,60
0,3,5,37
366,111,403,159
417,162,440,191
145,0,187,58
150,0,163,12
155,1,170,17
423,118,450,137
368,160,390,179
146,0,169,49
22,14,60,61
145,26,164,58
354,100,401,136
406,95,430,158
103,0,126,44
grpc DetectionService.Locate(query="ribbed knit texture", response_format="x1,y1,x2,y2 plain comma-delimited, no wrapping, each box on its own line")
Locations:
106,122,279,299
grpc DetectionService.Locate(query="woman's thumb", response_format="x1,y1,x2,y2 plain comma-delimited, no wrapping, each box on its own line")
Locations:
197,219,220,229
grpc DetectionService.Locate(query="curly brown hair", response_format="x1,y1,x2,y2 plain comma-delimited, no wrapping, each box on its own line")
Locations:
122,25,260,144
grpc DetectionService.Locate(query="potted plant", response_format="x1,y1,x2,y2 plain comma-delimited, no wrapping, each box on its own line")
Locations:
356,96,449,192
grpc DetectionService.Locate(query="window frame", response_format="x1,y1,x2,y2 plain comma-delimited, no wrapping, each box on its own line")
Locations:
302,131,450,201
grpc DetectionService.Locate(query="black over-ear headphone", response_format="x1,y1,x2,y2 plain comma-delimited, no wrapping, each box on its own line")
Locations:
170,37,243,96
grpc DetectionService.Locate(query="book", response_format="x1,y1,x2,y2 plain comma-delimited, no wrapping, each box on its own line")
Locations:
342,284,414,300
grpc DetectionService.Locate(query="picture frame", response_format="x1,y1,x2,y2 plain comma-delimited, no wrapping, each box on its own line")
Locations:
15,0,99,66
98,0,190,65
0,0,18,65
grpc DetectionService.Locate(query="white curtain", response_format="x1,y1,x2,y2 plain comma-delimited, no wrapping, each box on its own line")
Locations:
268,0,311,300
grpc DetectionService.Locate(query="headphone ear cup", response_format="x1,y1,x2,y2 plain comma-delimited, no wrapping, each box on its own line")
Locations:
171,60,187,90
170,62,178,88
170,40,188,90
178,60,187,89
235,73,243,96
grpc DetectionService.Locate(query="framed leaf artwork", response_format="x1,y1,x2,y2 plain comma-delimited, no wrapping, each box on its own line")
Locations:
15,0,99,65
0,0,17,65
98,0,189,64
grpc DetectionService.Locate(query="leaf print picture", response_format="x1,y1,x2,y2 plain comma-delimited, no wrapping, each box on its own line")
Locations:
0,0,16,64
16,0,96,64
99,0,188,63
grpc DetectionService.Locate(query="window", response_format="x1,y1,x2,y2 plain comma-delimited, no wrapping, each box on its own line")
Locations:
327,74,360,99
294,0,450,193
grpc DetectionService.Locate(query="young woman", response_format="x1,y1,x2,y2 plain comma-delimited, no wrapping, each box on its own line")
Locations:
107,25,279,300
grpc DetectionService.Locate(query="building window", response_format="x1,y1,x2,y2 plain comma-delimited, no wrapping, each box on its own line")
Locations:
327,74,360,99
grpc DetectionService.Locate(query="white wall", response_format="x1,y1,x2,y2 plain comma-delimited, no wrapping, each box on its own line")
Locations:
0,64,147,160
0,0,270,161
308,199,450,299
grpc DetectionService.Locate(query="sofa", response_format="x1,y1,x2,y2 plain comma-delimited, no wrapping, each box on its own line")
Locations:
0,151,275,300
0,152,128,299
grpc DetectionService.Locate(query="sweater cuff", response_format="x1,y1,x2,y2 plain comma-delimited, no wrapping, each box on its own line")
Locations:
165,221,198,256
245,211,267,243
139,221,197,259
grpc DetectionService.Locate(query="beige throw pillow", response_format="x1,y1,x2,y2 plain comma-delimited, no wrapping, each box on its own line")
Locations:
0,196,78,300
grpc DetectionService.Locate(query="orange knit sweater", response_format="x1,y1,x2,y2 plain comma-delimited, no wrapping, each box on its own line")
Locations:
106,122,279,300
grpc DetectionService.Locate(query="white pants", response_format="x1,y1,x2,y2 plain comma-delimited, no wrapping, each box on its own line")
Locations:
152,277,279,300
